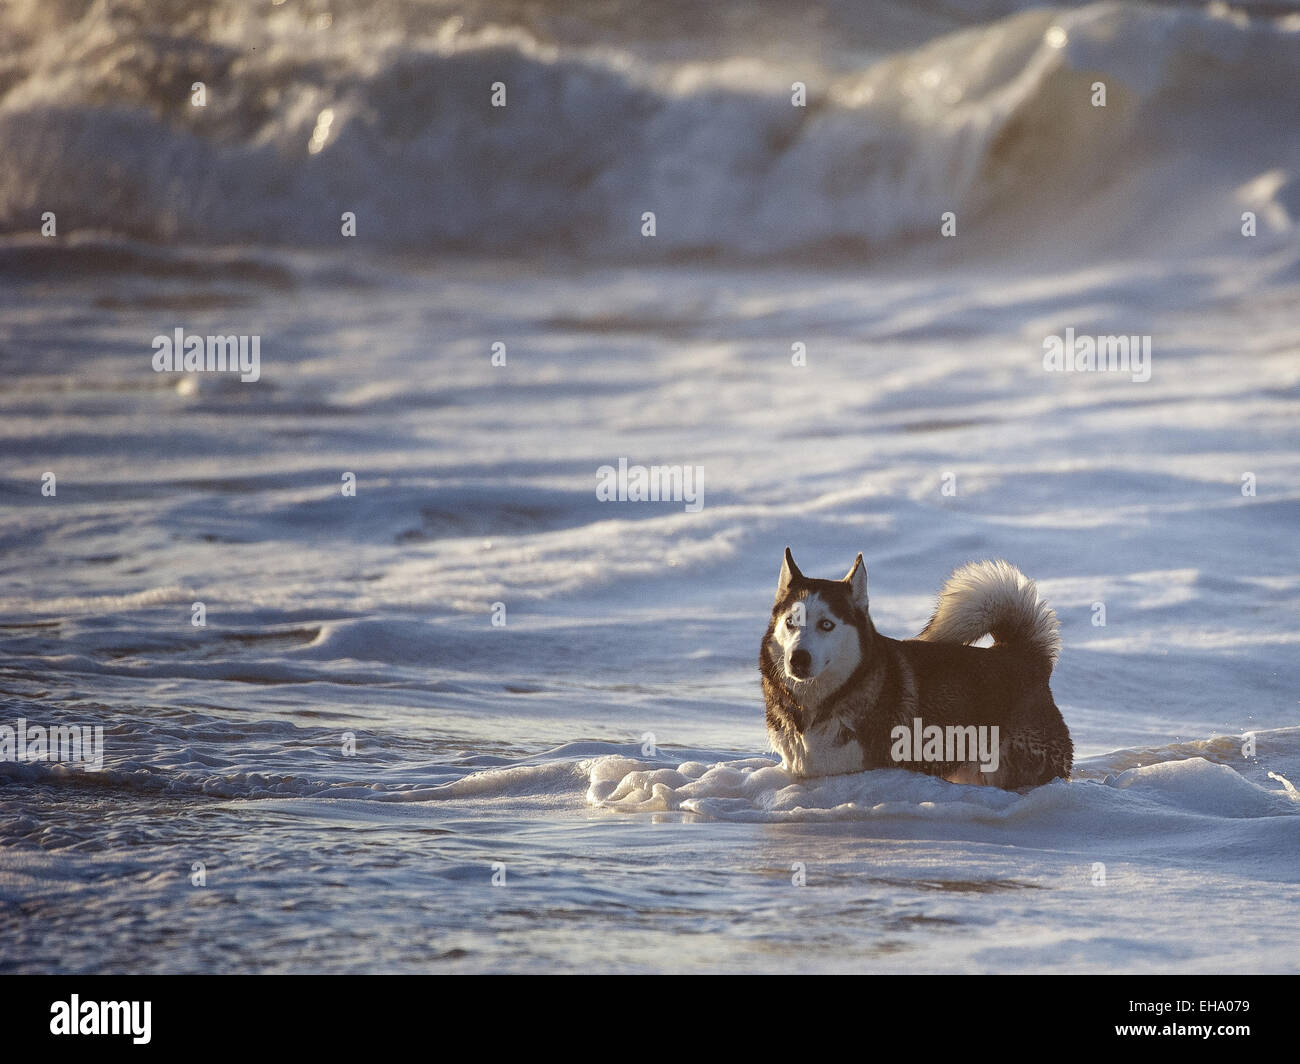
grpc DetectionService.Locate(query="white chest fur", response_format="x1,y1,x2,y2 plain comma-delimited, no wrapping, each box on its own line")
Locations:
772,717,867,778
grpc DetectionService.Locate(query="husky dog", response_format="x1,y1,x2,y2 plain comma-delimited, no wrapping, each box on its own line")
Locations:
760,549,1072,788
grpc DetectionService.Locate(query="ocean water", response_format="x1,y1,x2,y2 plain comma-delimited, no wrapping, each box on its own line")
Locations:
1,0,1299,973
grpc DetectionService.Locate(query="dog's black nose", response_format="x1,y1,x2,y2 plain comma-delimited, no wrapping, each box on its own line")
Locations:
789,649,812,678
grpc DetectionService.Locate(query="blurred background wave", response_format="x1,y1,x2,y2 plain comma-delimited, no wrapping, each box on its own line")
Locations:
2,0,1298,262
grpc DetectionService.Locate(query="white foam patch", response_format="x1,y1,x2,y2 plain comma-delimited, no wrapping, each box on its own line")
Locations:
1105,757,1285,818
1,585,198,617
583,750,1300,824
587,754,1021,821
416,760,588,801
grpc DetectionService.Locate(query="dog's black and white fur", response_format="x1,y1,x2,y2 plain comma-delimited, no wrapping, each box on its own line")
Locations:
760,549,1072,788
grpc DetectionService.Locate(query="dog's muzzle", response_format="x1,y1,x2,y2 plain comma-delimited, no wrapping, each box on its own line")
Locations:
788,649,812,679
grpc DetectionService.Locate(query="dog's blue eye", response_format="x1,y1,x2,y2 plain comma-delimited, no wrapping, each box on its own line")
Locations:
818,619,835,631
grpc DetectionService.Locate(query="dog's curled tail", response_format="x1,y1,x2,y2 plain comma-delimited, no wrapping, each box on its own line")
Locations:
915,560,1060,670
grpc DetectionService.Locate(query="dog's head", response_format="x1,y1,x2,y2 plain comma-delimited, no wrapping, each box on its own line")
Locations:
765,547,870,689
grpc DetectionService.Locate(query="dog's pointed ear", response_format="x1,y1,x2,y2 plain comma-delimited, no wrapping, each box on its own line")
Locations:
777,546,803,600
843,553,868,609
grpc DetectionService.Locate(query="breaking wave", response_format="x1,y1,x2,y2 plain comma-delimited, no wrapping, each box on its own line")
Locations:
2,0,1298,260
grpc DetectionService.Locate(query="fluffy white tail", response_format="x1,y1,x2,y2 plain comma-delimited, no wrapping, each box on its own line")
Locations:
915,560,1060,669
